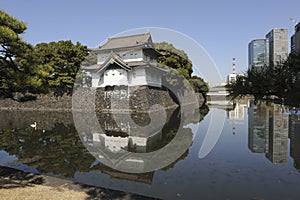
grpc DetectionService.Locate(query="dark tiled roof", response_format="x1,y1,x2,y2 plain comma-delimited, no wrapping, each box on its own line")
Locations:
127,61,149,67
96,33,153,51
81,64,101,70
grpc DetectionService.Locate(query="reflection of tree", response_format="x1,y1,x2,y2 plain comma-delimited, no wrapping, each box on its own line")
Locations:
0,105,210,181
0,123,95,178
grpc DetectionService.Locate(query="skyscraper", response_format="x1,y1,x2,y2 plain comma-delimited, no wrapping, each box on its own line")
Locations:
291,22,300,53
265,28,289,65
248,39,269,70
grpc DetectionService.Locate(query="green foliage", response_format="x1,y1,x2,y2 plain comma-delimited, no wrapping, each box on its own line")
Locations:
155,42,193,79
226,52,300,103
189,76,209,94
0,10,88,99
154,42,208,95
226,75,248,99
32,40,88,96
0,10,36,99
81,52,97,66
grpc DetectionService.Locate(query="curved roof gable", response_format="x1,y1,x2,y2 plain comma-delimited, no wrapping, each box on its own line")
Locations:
97,52,131,73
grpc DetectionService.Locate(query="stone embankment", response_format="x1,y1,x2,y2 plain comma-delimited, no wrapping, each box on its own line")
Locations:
0,86,205,112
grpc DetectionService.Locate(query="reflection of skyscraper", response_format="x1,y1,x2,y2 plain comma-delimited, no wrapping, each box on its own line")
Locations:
248,101,269,153
266,104,289,163
289,114,300,171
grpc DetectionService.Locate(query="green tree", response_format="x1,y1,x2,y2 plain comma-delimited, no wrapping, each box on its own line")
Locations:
226,75,248,99
155,42,193,79
81,52,97,66
0,10,38,99
154,42,208,96
189,76,209,94
227,52,300,104
33,41,88,96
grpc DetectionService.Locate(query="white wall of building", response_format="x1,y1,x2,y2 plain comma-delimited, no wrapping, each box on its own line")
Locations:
98,50,144,64
91,66,162,88
100,68,128,87
91,73,103,87
128,68,147,86
90,47,162,88
145,68,161,87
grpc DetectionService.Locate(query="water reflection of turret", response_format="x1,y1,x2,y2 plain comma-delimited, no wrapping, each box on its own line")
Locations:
248,100,269,153
266,103,289,164
289,113,300,171
89,108,180,153
81,107,194,173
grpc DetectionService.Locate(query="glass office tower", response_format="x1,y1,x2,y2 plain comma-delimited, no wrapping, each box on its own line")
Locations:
248,39,269,70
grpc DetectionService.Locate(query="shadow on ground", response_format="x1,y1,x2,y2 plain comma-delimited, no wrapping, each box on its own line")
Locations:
0,166,158,200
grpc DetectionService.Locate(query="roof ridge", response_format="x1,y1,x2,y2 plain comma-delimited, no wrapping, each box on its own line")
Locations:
107,32,150,40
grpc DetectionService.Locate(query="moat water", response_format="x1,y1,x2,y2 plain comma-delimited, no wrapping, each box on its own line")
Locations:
1,100,300,200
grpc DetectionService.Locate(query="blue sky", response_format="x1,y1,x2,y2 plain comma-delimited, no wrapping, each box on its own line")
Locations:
1,0,300,85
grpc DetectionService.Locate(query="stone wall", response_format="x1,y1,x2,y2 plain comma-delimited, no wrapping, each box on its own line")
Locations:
0,86,204,112
94,86,178,112
0,93,73,111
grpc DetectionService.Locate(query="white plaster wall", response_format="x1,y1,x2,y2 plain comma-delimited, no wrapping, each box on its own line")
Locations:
96,50,144,64
145,68,162,87
101,68,128,87
122,49,143,62
91,73,101,87
128,68,147,86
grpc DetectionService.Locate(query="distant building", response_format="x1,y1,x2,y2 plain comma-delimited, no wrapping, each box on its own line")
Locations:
227,57,243,83
83,33,165,88
291,22,300,53
248,39,269,70
227,73,237,83
265,28,289,65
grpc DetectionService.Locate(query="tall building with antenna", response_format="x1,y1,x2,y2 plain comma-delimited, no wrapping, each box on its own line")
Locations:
227,57,240,83
291,22,300,53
